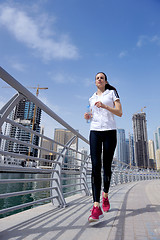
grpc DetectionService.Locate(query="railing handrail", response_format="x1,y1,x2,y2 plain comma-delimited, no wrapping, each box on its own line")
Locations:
0,66,89,144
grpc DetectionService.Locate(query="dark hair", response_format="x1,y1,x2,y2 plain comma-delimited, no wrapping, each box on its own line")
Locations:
95,72,120,98
96,72,107,81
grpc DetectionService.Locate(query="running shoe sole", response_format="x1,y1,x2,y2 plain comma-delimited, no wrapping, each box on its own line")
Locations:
88,214,104,223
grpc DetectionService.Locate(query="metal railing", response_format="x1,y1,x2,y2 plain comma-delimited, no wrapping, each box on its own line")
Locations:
0,66,159,218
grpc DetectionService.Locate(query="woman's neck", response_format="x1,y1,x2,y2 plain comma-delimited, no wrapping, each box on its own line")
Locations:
96,87,105,96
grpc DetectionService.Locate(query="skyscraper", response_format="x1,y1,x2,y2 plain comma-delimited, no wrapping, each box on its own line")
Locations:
81,148,88,161
128,133,135,166
125,138,130,165
39,138,54,166
0,127,3,149
54,128,78,152
154,131,159,151
4,98,41,157
148,140,156,169
132,112,149,168
154,127,160,152
53,128,79,168
155,149,160,170
157,127,160,148
116,128,126,163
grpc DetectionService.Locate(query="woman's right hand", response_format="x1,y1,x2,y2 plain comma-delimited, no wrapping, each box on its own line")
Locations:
84,112,91,120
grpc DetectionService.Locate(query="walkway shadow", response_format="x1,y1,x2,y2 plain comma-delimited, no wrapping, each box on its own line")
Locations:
1,183,160,240
89,204,160,228
0,196,93,240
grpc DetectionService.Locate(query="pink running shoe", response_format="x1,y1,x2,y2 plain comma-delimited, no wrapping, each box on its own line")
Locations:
102,192,110,212
88,206,104,223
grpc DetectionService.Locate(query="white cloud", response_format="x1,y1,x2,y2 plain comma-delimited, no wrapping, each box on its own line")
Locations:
0,5,79,60
83,78,94,87
49,73,95,88
151,35,160,45
11,62,26,72
137,35,160,47
136,35,148,47
75,95,88,100
5,55,27,72
50,73,67,84
118,51,127,58
39,95,60,113
49,72,76,84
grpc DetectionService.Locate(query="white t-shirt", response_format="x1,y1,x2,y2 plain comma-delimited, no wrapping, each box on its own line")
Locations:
89,89,119,131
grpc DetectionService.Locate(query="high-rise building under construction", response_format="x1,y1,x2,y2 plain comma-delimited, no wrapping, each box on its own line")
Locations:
4,98,41,157
132,112,149,168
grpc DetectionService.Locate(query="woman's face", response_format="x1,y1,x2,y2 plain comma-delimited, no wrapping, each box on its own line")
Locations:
95,73,107,89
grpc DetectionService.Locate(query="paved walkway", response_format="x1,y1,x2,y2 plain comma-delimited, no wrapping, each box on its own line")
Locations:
0,180,160,240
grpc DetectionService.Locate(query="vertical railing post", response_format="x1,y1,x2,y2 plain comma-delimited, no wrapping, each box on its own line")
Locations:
116,170,119,185
123,170,126,183
51,154,67,207
131,171,134,182
111,170,116,186
80,155,91,196
50,136,78,207
126,170,129,183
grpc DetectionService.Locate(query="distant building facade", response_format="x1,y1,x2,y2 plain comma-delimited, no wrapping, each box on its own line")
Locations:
81,148,88,161
125,138,130,165
116,128,126,163
132,112,149,168
128,133,135,166
39,137,54,166
54,128,78,152
53,128,79,169
3,98,41,158
155,149,160,170
154,130,159,151
148,140,156,169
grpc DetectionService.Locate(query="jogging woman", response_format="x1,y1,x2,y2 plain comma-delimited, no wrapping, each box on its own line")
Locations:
84,72,122,223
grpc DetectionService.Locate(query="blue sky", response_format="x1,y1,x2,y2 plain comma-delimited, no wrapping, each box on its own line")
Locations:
0,0,160,146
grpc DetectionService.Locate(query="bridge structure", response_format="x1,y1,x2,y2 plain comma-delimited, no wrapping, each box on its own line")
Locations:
0,66,160,240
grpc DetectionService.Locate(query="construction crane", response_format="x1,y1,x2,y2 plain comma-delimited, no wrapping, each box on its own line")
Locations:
140,106,146,112
2,84,48,97
135,106,146,114
27,85,48,97
2,84,48,166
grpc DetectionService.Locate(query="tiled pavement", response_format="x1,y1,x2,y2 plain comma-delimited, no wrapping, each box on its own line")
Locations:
0,180,160,240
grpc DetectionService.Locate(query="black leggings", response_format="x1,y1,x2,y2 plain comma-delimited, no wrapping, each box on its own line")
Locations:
89,130,117,203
